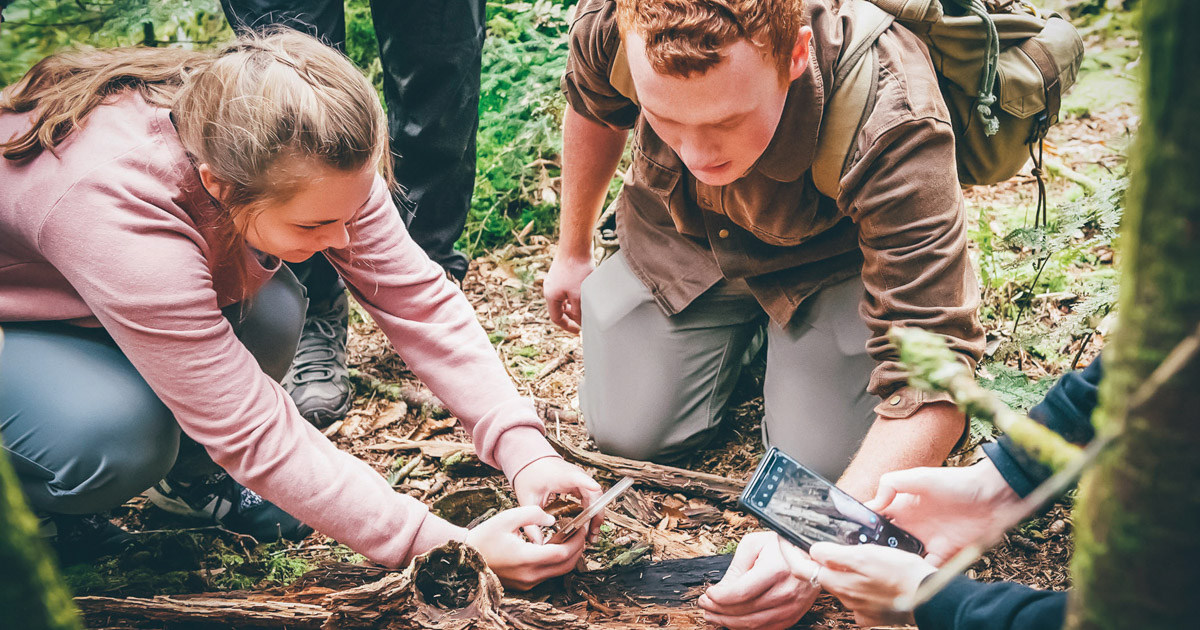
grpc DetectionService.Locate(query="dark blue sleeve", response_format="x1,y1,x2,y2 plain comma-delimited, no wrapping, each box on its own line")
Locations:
983,356,1103,497
914,575,1067,630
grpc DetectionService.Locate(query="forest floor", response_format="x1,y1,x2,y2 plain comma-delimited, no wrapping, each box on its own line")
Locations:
68,9,1140,630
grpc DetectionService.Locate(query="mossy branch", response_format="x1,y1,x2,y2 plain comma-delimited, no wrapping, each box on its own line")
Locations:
888,327,1084,472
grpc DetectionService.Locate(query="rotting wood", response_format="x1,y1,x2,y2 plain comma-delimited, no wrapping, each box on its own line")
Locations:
73,550,866,629
76,542,590,630
75,595,329,629
604,511,707,560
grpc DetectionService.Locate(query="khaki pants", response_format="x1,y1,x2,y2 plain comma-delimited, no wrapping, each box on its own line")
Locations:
580,252,877,480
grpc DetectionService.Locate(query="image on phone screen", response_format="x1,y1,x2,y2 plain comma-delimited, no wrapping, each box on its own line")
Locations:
741,448,924,555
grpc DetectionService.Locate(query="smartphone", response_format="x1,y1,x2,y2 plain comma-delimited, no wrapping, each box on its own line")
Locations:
740,448,925,555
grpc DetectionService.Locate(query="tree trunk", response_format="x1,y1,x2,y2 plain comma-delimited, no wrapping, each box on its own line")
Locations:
0,331,84,629
1066,2,1200,628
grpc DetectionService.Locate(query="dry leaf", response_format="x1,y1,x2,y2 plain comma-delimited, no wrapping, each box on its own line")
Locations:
410,415,458,441
368,401,408,433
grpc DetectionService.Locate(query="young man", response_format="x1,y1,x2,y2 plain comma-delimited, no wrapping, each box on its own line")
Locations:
546,0,985,627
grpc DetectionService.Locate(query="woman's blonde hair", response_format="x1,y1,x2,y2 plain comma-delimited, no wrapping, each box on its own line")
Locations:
1,29,391,274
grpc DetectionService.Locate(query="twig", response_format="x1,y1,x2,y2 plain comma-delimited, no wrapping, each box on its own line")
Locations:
388,456,423,487
889,327,1084,471
1043,155,1101,193
534,354,571,382
546,435,744,507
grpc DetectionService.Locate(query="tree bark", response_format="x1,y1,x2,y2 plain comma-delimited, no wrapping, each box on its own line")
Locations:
0,330,84,630
1066,2,1200,627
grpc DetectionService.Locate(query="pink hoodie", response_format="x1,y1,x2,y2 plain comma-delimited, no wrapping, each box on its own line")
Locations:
0,93,559,566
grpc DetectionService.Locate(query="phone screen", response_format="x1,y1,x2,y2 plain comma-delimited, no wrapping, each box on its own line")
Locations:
742,448,924,555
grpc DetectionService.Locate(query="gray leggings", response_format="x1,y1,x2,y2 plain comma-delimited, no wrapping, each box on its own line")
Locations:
0,270,305,515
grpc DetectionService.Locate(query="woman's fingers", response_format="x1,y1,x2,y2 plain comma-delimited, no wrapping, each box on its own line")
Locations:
490,505,555,532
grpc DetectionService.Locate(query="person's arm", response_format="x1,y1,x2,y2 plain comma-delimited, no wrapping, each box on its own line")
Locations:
545,0,634,332
330,178,563,483
329,178,605,548
838,401,965,499
913,575,1067,630
781,542,1067,630
983,356,1102,496
39,174,468,569
835,115,985,499
543,106,628,332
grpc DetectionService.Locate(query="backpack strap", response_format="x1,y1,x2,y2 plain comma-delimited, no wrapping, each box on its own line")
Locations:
869,0,942,23
1016,36,1062,131
812,0,894,199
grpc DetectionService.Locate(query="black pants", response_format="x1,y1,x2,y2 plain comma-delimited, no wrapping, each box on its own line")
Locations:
220,0,483,288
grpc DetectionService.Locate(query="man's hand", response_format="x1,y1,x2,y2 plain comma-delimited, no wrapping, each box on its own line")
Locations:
544,252,595,333
511,457,603,543
866,460,1021,565
781,541,935,627
466,506,588,591
698,532,819,630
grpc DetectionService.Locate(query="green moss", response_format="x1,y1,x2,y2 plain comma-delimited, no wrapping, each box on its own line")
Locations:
1063,45,1141,117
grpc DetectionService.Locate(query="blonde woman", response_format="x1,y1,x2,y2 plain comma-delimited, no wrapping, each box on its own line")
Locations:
0,31,600,589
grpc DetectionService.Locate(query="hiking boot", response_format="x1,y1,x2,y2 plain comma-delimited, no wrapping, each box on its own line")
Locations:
146,473,313,542
40,512,135,563
284,291,352,428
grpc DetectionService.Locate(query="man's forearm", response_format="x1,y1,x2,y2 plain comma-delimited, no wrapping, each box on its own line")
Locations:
837,402,965,500
559,106,628,259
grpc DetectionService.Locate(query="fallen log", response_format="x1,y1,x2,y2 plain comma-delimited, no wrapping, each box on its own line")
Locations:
76,595,329,628
76,542,587,630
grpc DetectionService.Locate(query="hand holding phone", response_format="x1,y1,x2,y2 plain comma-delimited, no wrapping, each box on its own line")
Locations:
740,448,925,555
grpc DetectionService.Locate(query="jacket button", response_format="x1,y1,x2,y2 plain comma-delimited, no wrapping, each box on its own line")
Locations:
718,229,730,239
889,395,902,406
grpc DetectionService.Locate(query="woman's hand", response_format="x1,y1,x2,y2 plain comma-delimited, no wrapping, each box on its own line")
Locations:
782,540,935,628
867,461,1021,565
465,505,588,591
698,532,820,630
511,457,603,543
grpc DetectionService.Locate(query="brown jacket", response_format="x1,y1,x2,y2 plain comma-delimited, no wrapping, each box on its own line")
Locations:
562,0,985,417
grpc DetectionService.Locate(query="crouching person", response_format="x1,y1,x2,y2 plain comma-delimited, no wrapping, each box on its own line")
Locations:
0,30,600,589
550,0,985,626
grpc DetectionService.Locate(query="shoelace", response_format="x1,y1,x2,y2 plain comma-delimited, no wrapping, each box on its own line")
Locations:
290,314,347,384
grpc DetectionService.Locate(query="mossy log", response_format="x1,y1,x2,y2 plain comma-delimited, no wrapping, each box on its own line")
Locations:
1066,1,1200,627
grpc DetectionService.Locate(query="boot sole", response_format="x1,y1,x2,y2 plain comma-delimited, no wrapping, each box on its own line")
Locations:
145,486,225,521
